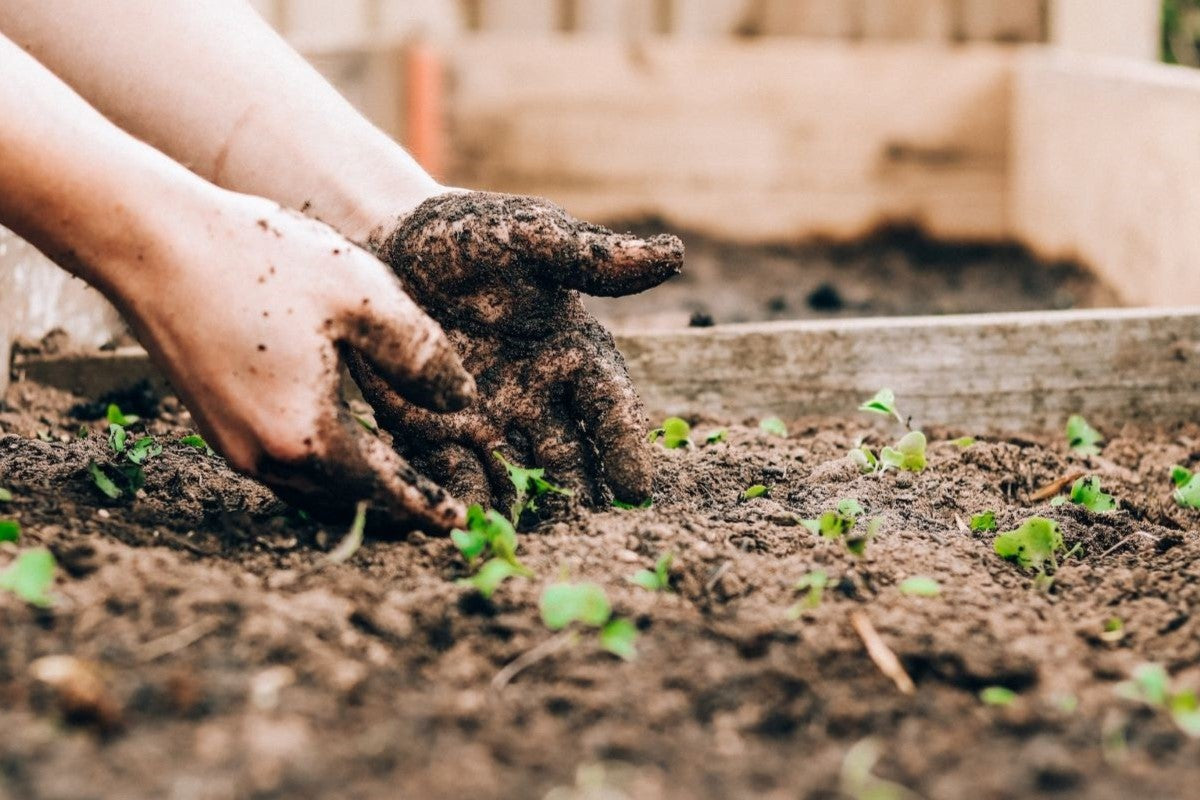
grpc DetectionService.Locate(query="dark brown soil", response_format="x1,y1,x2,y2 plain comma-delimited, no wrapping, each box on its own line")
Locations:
3,380,1200,800
586,224,1121,330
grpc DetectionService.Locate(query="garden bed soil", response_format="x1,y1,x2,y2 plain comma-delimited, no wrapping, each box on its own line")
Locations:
2,380,1200,800
585,224,1120,330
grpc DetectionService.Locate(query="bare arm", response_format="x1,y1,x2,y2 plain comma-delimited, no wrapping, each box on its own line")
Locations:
0,0,437,242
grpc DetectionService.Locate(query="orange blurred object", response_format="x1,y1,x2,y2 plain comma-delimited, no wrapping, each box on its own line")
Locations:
404,41,444,178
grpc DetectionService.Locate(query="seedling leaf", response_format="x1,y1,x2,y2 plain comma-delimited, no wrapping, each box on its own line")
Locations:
742,484,770,500
880,431,926,472
324,500,367,565
452,505,530,574
899,576,940,597
850,445,878,474
629,552,672,592
787,569,828,616
540,582,612,630
649,417,691,449
1066,476,1116,512
451,528,488,562
180,434,215,456
88,459,123,499
859,389,904,424
1170,465,1192,487
0,548,56,607
107,423,127,454
494,452,573,523
1066,414,1102,455
969,510,997,532
980,686,1017,706
993,517,1064,572
0,487,10,503
106,403,139,426
759,417,787,438
0,520,19,543
126,436,163,465
837,498,864,517
458,558,522,599
1100,616,1125,643
1173,471,1200,509
612,497,653,510
705,428,728,445
952,436,976,449
598,618,638,661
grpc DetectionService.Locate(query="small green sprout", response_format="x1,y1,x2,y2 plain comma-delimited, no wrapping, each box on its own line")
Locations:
993,517,1065,572
705,428,728,445
107,423,127,454
0,548,56,607
1170,465,1200,508
126,436,163,466
858,389,904,425
1050,476,1116,512
849,444,878,474
648,417,691,449
88,459,124,499
629,552,672,592
36,430,53,443
1066,414,1102,455
612,497,652,510
898,576,940,597
494,452,572,524
451,504,532,577
951,436,976,448
539,581,637,660
0,487,11,502
0,519,19,543
787,569,828,617
458,558,523,600
322,500,367,566
106,403,139,427
741,484,770,500
759,417,788,438
180,434,215,456
880,431,927,472
76,425,88,439
800,499,878,556
840,738,920,800
1116,663,1200,737
969,510,997,532
980,686,1017,706
1100,616,1125,643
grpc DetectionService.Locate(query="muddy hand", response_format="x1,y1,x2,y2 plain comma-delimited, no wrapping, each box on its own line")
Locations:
352,191,683,509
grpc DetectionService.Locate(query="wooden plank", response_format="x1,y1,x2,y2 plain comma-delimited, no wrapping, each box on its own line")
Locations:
477,0,559,33
445,38,1013,242
16,309,1200,432
958,0,1045,43
757,0,862,38
1010,51,1200,307
862,0,953,41
1049,0,1159,61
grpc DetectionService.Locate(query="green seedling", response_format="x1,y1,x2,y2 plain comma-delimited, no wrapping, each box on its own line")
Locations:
648,417,691,449
126,436,163,465
741,484,770,500
352,414,377,433
323,500,367,566
993,517,1066,572
539,581,637,661
88,459,124,499
36,430,53,443
0,487,11,503
612,497,653,510
629,552,672,592
704,428,728,445
800,499,878,556
787,569,828,617
849,444,878,474
858,388,904,425
1066,414,1102,455
980,686,1017,707
0,547,56,607
76,425,88,439
759,417,787,438
951,436,976,449
451,504,532,577
94,421,163,499
106,403,139,427
840,738,920,800
107,423,126,454
1170,465,1200,508
458,558,523,600
494,451,572,524
1050,476,1116,512
880,431,927,472
1116,663,1200,738
969,510,997,532
899,576,940,597
0,519,19,543
1100,616,1125,643
180,434,215,456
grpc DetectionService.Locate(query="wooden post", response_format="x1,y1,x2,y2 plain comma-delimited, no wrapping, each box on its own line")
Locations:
404,41,446,178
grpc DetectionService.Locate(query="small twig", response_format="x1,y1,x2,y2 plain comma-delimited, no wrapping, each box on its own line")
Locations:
1098,530,1154,560
1028,471,1086,503
137,617,221,662
850,611,915,695
705,561,732,593
492,631,575,691
299,500,368,578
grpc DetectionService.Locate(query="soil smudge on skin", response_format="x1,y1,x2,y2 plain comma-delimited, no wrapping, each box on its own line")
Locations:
2,382,1200,798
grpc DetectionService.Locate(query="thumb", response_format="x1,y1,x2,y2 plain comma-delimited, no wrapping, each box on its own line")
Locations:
336,278,475,413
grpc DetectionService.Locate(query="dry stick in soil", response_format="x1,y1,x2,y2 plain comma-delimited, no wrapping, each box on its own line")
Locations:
491,631,576,692
1028,471,1087,503
850,611,916,695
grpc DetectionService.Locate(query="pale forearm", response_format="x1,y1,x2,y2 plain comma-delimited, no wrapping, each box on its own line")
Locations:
0,0,439,242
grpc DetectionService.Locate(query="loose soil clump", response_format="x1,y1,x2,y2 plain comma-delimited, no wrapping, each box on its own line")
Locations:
2,381,1199,800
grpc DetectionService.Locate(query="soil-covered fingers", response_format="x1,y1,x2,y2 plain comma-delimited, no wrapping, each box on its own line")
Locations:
413,443,491,509
570,357,655,503
529,417,594,501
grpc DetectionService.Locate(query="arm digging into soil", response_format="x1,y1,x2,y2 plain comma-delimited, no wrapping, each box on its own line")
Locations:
0,32,474,531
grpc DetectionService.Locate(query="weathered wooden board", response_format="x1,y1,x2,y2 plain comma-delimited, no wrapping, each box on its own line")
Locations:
15,309,1200,432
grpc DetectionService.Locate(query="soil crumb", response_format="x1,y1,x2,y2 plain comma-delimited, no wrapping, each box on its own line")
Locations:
586,223,1121,330
2,381,1199,800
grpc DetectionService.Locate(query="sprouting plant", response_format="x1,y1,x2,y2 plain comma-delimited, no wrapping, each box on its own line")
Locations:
858,389,904,425
0,487,10,503
180,434,216,456
800,499,879,556
742,484,770,500
0,519,19,543
459,558,524,600
759,417,787,438
91,423,163,499
1116,663,1200,737
1100,616,1125,643
648,417,691,449
1170,465,1200,508
629,552,672,592
969,510,997,532
1066,414,1102,455
494,451,572,524
880,431,926,472
451,504,533,578
840,738,920,800
612,497,652,510
849,443,878,474
951,436,976,449
0,548,56,607
787,570,828,617
1050,476,1116,512
539,581,637,661
322,500,367,566
980,686,1017,707
705,428,728,445
898,576,940,597
106,403,139,427
993,517,1077,590
88,460,124,499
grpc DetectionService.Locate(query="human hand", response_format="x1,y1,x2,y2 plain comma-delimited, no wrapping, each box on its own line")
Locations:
350,191,683,511
110,190,476,531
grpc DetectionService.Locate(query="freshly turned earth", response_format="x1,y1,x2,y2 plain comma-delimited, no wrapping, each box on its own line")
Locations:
3,381,1200,800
